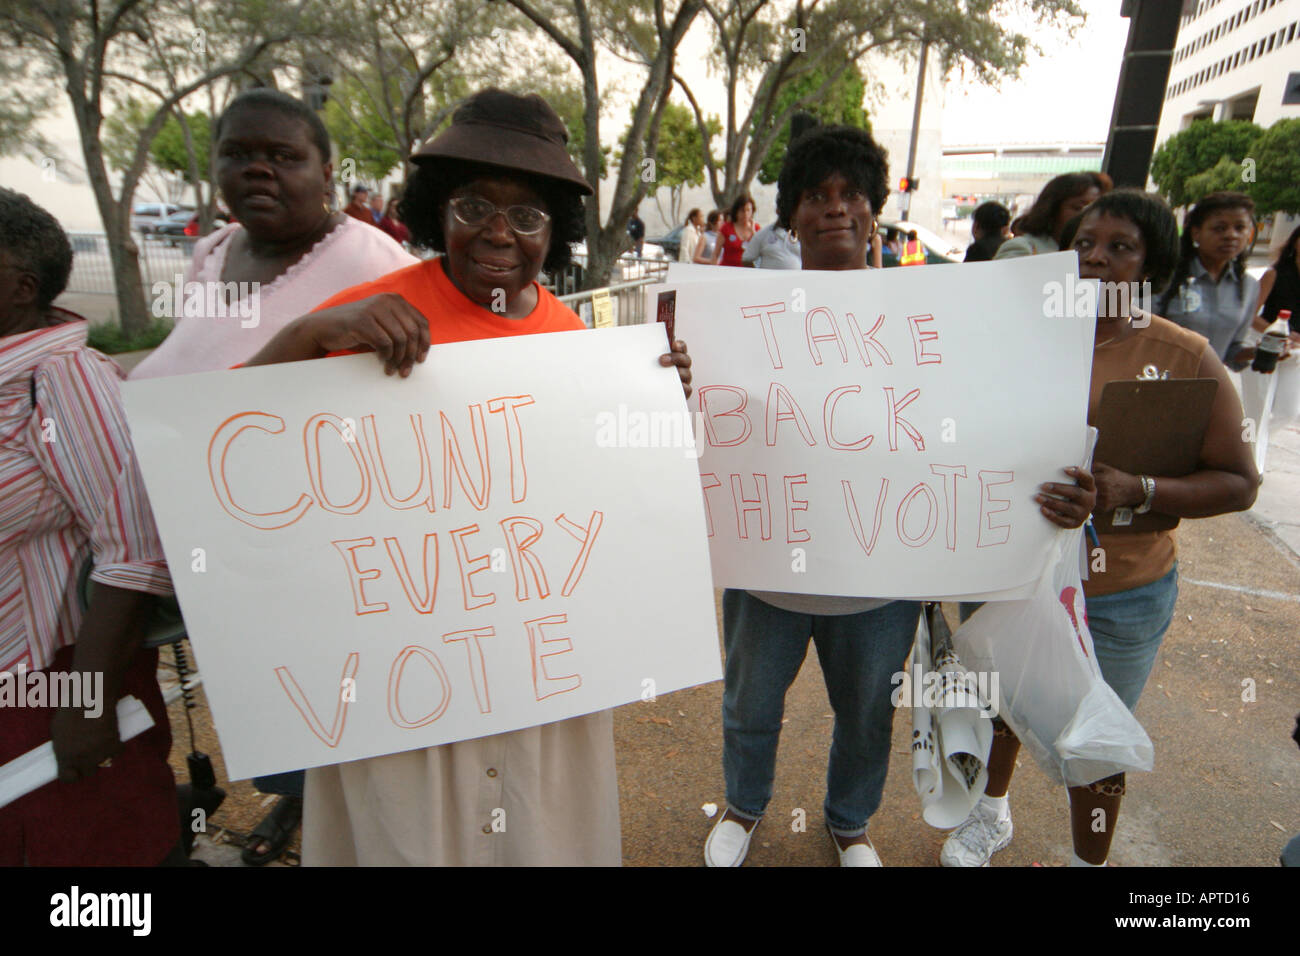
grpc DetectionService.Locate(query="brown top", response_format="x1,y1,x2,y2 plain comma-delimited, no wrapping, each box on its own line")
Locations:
1087,316,1209,597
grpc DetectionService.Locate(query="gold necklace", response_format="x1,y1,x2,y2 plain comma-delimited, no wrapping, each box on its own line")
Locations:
1095,317,1133,349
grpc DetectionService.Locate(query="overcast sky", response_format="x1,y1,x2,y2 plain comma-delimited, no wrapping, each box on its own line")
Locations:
941,0,1132,145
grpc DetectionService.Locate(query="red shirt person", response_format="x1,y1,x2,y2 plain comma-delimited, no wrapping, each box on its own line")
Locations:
716,194,758,267
344,185,373,225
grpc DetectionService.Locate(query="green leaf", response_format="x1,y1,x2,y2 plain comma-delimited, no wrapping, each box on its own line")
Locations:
1150,119,1263,209
754,64,870,186
1243,119,1300,217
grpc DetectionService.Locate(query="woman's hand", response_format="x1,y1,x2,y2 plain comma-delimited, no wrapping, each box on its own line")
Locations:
1036,465,1097,528
1091,462,1143,514
52,704,122,783
306,294,431,376
51,584,153,783
247,293,430,376
660,339,693,399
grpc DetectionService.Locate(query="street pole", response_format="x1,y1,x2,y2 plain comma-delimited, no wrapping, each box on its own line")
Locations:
1101,0,1183,188
902,40,929,221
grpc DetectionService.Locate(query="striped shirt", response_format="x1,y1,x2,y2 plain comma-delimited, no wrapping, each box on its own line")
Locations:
0,322,172,673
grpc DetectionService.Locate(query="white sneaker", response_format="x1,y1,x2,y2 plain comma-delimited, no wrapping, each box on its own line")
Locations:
940,798,1013,867
704,815,756,867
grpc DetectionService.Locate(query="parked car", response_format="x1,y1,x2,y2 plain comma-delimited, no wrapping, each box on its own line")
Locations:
155,210,228,246
131,202,194,235
649,225,687,259
878,219,962,266
151,209,197,243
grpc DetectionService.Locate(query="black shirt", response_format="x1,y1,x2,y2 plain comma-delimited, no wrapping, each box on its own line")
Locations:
964,234,1005,263
1262,263,1300,332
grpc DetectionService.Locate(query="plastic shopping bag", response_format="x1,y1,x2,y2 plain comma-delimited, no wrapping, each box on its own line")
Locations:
950,530,1154,787
910,604,995,827
1272,359,1300,426
1237,368,1279,474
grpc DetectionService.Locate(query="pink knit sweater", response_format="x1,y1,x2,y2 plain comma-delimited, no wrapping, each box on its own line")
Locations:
130,216,417,379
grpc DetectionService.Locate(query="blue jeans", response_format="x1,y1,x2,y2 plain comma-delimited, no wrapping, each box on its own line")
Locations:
958,564,1179,713
721,590,921,835
1085,565,1179,712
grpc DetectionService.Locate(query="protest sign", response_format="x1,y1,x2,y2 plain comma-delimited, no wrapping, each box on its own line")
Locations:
657,252,1094,598
122,325,720,780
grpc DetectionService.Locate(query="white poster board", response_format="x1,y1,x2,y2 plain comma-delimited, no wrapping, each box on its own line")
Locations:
654,253,1095,599
123,325,721,780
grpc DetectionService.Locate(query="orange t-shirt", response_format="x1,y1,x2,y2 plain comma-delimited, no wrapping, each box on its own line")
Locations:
313,257,585,348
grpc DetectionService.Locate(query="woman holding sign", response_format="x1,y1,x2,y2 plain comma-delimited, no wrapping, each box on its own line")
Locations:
131,88,418,866
245,89,691,866
703,125,1098,867
941,191,1258,867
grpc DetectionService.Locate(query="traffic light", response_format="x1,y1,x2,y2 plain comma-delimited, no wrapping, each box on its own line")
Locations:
898,176,919,193
303,55,334,111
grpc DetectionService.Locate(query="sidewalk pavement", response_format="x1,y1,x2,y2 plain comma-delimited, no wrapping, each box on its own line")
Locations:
1250,417,1300,557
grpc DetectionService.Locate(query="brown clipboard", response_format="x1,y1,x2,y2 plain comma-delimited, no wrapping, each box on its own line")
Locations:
1092,378,1219,533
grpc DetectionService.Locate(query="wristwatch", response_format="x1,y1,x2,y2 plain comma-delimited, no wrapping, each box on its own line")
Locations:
1134,475,1156,515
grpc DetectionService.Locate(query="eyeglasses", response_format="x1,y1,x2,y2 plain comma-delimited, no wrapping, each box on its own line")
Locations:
448,196,551,236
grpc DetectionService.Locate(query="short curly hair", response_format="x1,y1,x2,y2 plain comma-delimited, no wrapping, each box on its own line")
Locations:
0,187,73,309
215,88,332,163
399,159,586,275
775,125,890,230
1060,190,1180,295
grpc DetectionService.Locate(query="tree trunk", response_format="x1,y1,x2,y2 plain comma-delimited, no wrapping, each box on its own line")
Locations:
76,114,152,338
579,41,619,289
106,221,152,339
586,215,632,290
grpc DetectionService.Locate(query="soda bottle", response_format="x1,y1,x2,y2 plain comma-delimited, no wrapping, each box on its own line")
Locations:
1252,310,1291,373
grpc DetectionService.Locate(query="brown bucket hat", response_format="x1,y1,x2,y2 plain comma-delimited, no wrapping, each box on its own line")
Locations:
413,88,593,196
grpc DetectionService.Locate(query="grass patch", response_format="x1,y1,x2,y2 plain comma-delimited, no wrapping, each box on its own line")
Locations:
87,318,175,354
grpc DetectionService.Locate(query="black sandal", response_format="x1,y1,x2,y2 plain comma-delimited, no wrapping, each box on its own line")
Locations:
241,795,303,865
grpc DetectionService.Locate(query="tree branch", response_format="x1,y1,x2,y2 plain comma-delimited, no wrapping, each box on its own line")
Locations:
505,0,586,67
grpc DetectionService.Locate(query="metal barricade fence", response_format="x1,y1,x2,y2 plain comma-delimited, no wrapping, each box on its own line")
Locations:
66,234,671,318
550,255,670,327
557,275,669,328
66,232,200,297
